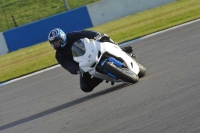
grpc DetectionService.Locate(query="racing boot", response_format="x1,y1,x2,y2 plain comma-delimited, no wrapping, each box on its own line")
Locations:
121,46,137,59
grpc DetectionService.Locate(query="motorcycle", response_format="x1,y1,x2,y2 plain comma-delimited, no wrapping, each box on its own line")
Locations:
72,38,146,84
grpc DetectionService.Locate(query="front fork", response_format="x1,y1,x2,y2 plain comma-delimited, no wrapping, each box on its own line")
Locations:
100,57,123,79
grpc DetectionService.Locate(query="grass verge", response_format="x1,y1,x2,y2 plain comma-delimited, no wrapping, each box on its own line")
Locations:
0,0,200,83
0,0,99,32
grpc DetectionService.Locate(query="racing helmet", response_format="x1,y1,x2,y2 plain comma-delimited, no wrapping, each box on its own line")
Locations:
48,28,67,50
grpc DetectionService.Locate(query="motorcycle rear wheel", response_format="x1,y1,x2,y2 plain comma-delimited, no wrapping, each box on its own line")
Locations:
102,61,139,83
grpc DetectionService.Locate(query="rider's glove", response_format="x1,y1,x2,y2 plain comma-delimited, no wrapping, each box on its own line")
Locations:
121,46,133,54
94,33,117,45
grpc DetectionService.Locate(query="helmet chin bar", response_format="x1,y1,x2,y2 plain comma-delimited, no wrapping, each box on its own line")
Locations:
52,39,62,48
51,42,61,50
51,43,55,49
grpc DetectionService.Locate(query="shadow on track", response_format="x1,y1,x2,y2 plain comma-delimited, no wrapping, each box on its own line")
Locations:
0,83,132,131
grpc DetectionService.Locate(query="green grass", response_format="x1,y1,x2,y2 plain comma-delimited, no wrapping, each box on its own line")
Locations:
0,0,200,83
0,0,99,32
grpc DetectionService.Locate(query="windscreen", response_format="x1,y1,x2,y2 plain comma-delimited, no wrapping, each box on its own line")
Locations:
71,40,86,57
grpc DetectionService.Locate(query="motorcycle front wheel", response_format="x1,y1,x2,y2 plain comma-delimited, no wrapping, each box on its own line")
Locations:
102,61,139,84
137,62,146,78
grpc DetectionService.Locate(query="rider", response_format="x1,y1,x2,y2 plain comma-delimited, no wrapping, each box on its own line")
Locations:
48,28,134,93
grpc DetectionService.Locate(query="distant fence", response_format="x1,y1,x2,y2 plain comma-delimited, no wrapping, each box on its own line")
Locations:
0,0,175,55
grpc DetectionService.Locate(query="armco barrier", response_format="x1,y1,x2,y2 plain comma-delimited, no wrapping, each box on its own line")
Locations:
3,6,92,52
0,32,8,55
86,0,175,26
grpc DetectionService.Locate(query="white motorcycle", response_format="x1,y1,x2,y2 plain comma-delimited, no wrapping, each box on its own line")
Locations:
72,38,146,84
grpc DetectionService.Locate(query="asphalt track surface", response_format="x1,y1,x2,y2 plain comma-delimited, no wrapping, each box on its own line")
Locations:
1,20,200,133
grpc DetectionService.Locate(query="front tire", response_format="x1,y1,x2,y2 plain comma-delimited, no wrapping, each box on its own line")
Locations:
137,62,146,78
102,61,139,83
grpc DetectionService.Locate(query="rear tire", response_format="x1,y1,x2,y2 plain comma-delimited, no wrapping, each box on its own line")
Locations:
102,61,139,83
137,62,146,78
